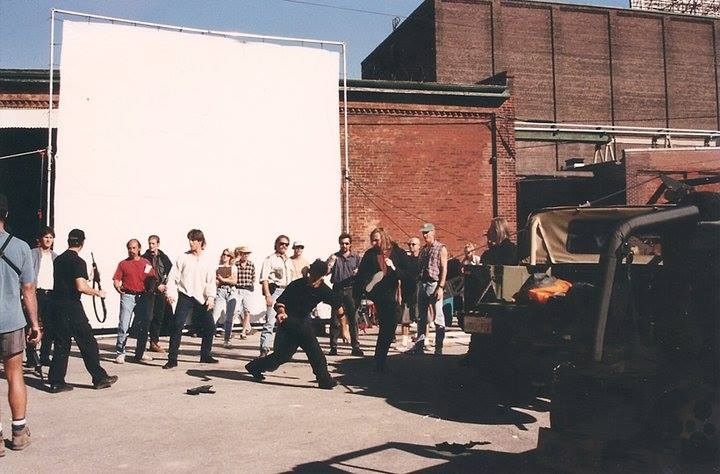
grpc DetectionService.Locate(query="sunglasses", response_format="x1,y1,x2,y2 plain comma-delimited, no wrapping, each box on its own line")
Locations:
278,242,290,247
222,253,232,257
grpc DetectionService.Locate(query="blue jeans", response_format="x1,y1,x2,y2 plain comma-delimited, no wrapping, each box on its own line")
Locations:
261,286,285,352
116,293,148,355
212,286,238,341
168,292,214,363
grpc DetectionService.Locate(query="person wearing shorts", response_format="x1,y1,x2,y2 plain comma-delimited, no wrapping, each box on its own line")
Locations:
0,192,42,453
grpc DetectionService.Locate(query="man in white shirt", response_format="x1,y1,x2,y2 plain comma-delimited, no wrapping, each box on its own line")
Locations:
29,226,57,372
162,229,217,369
258,235,293,357
289,241,309,282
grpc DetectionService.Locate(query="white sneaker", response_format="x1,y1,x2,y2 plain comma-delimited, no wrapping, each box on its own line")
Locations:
139,353,152,361
115,354,125,364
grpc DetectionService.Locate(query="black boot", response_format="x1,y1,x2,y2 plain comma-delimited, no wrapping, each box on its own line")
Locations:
434,327,445,356
407,336,426,355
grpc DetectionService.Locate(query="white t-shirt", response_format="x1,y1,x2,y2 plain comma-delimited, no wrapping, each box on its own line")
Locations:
37,250,54,290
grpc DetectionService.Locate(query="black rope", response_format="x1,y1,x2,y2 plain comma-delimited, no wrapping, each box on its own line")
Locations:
350,177,410,239
90,252,108,323
346,176,475,243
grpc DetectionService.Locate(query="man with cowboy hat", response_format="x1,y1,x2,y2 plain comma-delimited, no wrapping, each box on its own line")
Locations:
233,245,255,340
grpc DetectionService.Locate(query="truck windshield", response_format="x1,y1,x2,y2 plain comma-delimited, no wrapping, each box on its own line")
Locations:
566,219,661,256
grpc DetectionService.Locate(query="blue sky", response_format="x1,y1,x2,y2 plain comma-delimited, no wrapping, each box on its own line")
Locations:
0,0,627,78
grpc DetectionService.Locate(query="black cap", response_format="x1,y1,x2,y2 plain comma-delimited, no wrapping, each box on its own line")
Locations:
68,228,85,242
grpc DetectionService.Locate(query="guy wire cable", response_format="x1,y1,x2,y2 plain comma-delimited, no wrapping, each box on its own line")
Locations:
0,149,46,161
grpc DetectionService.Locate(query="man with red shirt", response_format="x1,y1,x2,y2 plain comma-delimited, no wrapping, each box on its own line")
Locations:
112,239,155,364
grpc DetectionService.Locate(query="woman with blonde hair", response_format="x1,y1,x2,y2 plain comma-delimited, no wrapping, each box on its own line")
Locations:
212,248,238,348
462,243,481,266
480,217,517,265
353,228,411,372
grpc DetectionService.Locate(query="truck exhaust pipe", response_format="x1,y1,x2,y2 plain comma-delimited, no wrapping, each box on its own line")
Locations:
592,205,700,362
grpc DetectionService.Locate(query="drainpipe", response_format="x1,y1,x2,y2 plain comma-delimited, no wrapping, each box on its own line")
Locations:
491,114,498,217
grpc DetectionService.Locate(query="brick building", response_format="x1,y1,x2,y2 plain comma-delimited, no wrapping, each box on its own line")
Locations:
1,70,516,254
624,148,720,204
362,0,720,174
343,78,516,252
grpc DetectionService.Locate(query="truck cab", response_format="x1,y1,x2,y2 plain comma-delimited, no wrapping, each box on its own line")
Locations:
462,192,719,471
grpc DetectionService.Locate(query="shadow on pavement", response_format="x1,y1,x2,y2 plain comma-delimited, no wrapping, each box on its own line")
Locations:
287,441,550,473
331,353,548,427
184,368,313,390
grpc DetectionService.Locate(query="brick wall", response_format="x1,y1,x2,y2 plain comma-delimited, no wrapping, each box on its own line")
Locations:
611,13,666,127
665,18,718,130
435,0,495,83
361,1,437,81
624,148,720,205
341,99,517,257
363,0,720,175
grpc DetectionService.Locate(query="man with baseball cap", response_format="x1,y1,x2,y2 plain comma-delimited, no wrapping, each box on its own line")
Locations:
289,241,309,282
409,223,448,355
48,228,117,392
0,193,41,453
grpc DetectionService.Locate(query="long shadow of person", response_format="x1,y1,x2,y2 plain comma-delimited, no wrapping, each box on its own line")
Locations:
330,353,546,427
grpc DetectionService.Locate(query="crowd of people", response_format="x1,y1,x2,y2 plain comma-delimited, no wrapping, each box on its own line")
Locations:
0,189,517,451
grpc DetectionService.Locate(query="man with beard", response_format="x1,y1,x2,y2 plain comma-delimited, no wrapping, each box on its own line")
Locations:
112,239,155,364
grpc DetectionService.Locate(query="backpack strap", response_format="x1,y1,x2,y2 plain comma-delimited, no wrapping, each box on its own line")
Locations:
0,233,21,276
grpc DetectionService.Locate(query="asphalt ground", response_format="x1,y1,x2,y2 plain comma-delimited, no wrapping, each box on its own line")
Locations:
1,325,550,473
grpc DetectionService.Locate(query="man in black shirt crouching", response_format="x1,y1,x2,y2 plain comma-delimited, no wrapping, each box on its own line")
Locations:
245,259,341,389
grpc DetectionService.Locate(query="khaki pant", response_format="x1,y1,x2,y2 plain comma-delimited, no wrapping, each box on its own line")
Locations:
0,327,26,358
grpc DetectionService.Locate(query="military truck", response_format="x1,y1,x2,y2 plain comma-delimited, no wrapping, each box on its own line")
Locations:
462,188,719,471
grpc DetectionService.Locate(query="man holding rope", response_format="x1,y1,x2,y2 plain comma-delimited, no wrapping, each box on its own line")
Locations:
48,229,117,393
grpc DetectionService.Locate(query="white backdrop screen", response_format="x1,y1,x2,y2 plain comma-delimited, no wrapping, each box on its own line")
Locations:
56,21,341,328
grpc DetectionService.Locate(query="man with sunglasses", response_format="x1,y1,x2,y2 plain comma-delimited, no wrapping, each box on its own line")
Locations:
258,235,293,357
326,232,363,356
398,236,421,348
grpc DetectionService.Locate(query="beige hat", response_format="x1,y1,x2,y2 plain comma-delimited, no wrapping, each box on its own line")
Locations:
235,245,251,254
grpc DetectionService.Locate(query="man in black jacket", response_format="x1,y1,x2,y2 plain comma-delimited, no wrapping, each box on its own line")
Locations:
245,259,342,389
141,235,172,353
353,228,410,371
